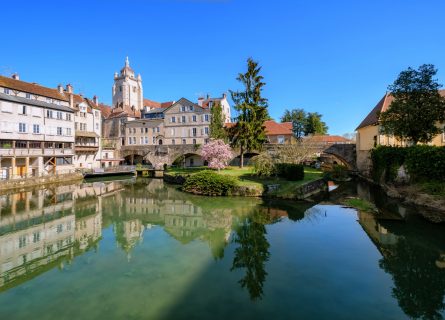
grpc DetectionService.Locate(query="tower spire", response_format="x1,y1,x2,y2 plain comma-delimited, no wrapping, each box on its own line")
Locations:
125,56,130,67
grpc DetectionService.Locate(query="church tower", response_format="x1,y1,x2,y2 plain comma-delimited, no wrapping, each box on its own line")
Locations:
112,57,143,114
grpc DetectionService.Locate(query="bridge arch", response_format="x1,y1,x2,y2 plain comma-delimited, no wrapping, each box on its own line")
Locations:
172,152,204,168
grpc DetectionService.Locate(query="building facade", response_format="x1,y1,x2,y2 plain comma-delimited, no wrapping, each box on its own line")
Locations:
356,92,445,173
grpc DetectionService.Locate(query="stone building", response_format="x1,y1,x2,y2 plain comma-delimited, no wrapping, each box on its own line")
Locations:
198,93,231,123
356,91,445,174
0,75,76,179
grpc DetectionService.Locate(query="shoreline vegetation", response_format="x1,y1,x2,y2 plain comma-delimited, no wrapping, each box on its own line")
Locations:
164,166,326,199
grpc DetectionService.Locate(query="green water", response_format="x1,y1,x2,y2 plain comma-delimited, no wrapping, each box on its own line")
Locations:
0,178,444,319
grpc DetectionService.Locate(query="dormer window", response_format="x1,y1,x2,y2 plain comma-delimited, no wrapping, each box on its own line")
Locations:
189,106,194,111
4,88,9,94
208,101,213,108
26,93,31,99
181,106,186,112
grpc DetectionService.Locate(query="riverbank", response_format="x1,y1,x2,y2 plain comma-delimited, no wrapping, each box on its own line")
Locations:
357,174,445,222
0,172,84,193
164,166,327,199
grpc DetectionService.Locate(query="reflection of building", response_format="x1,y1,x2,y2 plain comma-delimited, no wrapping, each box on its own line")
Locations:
358,211,398,247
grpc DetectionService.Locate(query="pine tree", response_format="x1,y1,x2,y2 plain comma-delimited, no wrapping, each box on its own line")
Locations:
209,102,227,140
229,58,269,168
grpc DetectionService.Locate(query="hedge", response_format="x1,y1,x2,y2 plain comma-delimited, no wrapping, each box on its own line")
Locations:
182,170,237,196
275,163,305,181
370,145,445,183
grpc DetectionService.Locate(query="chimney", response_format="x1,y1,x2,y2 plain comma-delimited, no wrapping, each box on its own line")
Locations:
66,84,73,93
93,95,99,105
197,97,204,107
222,93,227,99
11,73,19,80
206,94,210,100
57,84,64,93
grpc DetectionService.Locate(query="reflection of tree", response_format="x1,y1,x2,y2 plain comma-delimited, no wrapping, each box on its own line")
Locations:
379,237,445,320
231,210,271,300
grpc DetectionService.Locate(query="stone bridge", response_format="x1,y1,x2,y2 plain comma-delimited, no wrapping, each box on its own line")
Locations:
120,143,357,170
321,143,357,170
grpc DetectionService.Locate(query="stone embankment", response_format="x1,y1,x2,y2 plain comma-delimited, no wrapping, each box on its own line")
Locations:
163,173,328,199
0,173,84,193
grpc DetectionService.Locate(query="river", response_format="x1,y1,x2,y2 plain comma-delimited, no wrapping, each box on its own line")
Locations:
0,177,444,319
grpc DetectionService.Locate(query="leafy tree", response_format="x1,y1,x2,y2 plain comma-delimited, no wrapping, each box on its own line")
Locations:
229,58,269,168
209,102,227,140
281,108,307,139
304,112,328,135
380,64,445,144
201,139,233,171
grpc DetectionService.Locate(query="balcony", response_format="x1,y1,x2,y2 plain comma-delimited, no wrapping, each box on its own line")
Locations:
0,148,74,157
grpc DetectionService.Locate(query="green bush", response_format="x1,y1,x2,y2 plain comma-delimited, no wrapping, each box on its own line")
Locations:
251,153,276,177
182,170,237,196
371,145,445,182
275,163,304,181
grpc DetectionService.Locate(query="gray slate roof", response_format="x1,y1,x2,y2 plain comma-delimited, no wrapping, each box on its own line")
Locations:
0,92,74,113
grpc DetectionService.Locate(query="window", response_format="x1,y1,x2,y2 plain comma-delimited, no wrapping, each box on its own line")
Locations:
171,128,175,136
141,128,143,133
128,137,132,145
47,98,52,103
66,128,72,136
66,113,71,121
157,127,160,133
57,127,62,135
96,123,99,130
19,123,26,133
140,137,144,144
192,128,197,137
119,86,122,92
193,139,196,145
57,111,63,119
182,139,186,145
205,114,210,122
277,136,285,144
47,110,53,118
182,116,186,123
192,115,197,122
189,106,194,111
132,137,136,144
95,111,99,117
172,139,175,145
19,235,27,248
181,106,186,112
145,137,148,144
153,137,155,144
171,116,176,123
205,127,209,135
33,232,40,243
20,105,27,115
3,88,9,94
33,124,40,134
57,224,63,233
26,93,31,99
152,128,155,133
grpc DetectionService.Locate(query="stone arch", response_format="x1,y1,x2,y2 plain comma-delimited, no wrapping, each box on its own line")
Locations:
172,152,203,168
230,152,260,167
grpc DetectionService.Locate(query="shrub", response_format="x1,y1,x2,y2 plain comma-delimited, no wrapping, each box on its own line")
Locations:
182,170,237,196
275,163,304,181
251,152,276,177
371,145,445,183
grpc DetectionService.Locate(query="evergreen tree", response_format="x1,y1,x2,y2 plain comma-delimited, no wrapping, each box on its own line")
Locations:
304,112,328,135
281,108,307,139
229,58,269,167
209,102,227,140
380,64,445,144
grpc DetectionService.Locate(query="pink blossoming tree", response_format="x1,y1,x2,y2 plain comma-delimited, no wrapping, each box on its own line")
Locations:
201,139,233,171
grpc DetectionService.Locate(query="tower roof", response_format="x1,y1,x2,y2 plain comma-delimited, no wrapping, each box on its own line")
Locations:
120,56,134,76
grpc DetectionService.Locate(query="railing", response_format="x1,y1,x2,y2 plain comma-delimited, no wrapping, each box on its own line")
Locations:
0,148,74,156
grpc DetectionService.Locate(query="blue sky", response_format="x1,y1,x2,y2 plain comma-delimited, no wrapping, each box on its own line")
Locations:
2,0,445,135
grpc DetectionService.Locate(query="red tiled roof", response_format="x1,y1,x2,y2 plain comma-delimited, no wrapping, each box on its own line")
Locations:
356,90,445,130
143,98,162,109
161,101,174,108
0,75,69,101
308,135,352,143
98,103,112,118
264,120,293,135
224,120,293,136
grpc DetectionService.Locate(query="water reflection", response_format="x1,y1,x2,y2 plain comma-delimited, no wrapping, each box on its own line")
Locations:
0,178,445,319
358,211,445,319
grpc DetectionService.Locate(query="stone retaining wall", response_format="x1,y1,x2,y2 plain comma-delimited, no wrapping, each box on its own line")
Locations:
0,173,84,193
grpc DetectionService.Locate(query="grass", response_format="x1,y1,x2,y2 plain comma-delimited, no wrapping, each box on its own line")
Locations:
167,166,324,197
344,198,376,212
419,181,445,198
